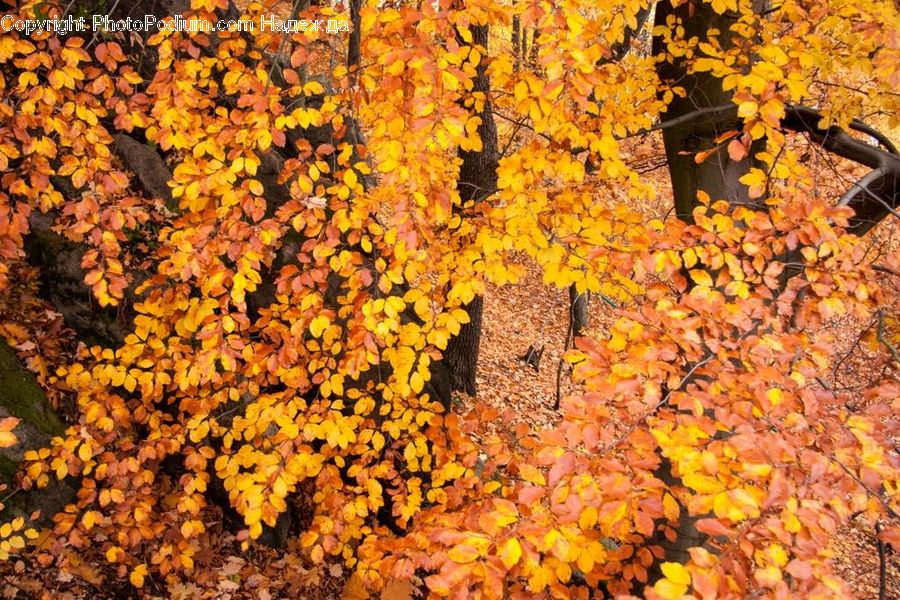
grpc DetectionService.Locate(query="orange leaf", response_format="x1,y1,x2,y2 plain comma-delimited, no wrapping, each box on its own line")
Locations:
727,138,748,161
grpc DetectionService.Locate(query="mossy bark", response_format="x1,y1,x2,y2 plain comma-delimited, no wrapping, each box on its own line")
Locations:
0,339,72,523
25,213,127,347
0,340,64,445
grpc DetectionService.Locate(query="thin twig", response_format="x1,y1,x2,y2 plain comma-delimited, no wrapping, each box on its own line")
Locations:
876,521,887,600
876,309,900,364
873,264,899,277
833,459,899,521
598,352,715,456
554,288,576,410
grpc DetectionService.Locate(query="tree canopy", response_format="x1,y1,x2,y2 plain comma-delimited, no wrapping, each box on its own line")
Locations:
0,0,898,598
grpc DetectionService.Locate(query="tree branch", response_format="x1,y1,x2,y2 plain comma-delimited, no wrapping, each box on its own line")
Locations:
597,5,652,66
642,103,900,233
502,98,900,233
877,309,900,365
782,105,900,166
838,167,900,234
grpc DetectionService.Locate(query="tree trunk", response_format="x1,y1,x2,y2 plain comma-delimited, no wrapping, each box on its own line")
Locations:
348,0,362,86
454,27,499,204
529,29,539,66
568,284,589,339
653,0,763,221
512,16,521,72
0,339,73,525
650,0,760,567
25,214,131,348
521,26,529,64
444,23,499,396
444,295,484,396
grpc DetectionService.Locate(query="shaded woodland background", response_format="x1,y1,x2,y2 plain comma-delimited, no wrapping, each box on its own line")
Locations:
0,0,898,598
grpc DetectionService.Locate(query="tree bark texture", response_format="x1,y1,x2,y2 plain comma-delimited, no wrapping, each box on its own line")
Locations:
652,0,764,221
445,24,499,396
569,284,589,339
650,0,754,567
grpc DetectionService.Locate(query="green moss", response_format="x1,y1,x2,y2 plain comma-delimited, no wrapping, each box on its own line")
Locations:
0,340,64,436
0,455,30,520
0,454,17,482
0,340,67,523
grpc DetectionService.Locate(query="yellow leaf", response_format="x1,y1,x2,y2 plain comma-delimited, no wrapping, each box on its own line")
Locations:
0,431,16,448
518,463,545,486
189,420,209,443
608,329,627,352
6,536,24,550
499,537,522,568
130,564,147,588
82,510,97,529
683,472,723,494
661,561,691,585
654,578,688,599
273,476,288,497
737,101,758,118
410,371,424,393
310,315,329,338
689,269,713,287
78,443,92,463
683,248,698,269
579,506,598,529
663,493,681,521
448,535,489,564
447,543,479,564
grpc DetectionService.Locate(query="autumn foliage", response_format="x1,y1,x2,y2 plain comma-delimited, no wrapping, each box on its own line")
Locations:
0,0,898,598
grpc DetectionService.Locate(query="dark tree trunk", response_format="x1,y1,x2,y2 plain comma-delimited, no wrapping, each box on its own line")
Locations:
521,26,529,64
25,214,134,348
568,284,589,339
512,16,521,72
653,0,763,221
529,29,539,66
444,295,484,396
454,27,499,204
348,0,362,85
649,0,759,570
444,24,499,397
0,338,73,526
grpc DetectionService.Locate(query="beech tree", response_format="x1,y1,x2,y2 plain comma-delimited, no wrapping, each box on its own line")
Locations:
0,0,898,598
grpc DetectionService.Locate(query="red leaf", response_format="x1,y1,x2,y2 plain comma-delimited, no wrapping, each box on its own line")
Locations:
785,559,813,579
695,518,732,537
879,525,900,551
517,486,544,504
548,452,575,487
634,511,655,536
